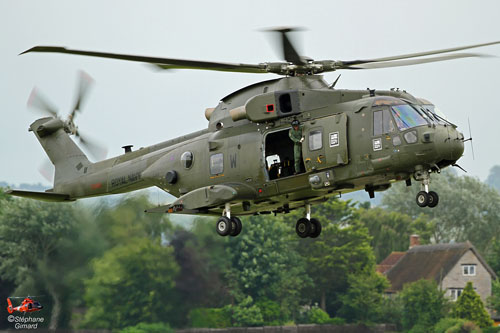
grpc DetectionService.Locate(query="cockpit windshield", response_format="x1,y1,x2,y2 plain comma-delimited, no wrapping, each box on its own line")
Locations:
422,104,449,123
390,104,428,130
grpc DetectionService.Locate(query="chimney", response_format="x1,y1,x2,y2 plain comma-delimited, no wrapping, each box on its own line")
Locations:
410,234,420,249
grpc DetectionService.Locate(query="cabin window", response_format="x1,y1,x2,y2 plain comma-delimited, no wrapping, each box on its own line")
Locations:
373,109,396,136
279,93,292,113
462,264,476,276
210,153,224,175
309,130,323,151
181,151,194,169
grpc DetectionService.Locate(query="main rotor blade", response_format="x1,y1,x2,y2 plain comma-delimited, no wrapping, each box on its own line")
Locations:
21,46,267,74
27,88,58,117
71,70,94,118
264,27,307,65
342,52,489,70
341,40,500,67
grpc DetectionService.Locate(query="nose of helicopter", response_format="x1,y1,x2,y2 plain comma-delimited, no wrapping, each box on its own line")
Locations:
434,126,465,163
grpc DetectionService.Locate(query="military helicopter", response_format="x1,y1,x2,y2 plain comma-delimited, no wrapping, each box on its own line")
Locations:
7,296,43,314
8,29,500,238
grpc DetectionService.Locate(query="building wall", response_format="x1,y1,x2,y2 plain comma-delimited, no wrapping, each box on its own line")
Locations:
441,249,492,302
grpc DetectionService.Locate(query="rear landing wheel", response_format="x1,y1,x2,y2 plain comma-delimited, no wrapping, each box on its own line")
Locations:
296,218,311,238
230,217,242,237
416,191,429,207
427,191,439,208
216,216,231,236
309,218,322,238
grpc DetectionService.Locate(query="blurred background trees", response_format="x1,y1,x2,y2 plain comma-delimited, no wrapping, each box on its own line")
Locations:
1,166,500,330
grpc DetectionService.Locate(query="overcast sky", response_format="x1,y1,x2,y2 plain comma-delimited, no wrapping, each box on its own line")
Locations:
2,0,500,188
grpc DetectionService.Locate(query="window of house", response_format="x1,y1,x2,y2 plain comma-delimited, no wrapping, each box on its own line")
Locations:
462,264,476,276
210,153,224,175
309,130,323,151
449,288,463,301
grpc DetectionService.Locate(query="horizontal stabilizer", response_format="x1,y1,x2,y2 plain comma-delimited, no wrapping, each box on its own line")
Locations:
6,190,73,202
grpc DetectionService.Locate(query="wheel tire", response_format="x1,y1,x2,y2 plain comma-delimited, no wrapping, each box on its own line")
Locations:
416,191,429,207
309,218,322,238
296,218,311,238
427,191,439,208
216,217,231,236
229,217,242,237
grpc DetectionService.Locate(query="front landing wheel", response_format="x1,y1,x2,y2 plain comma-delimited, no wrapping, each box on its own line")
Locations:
427,191,439,208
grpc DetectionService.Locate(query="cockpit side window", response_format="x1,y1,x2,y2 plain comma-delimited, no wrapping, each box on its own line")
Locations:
391,104,428,131
373,108,396,135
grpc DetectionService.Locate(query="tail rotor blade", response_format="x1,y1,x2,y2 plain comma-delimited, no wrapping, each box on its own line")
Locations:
76,132,108,161
27,88,58,117
38,159,54,183
70,70,94,119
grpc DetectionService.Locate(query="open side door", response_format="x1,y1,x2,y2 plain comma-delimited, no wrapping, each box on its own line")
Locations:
302,113,349,172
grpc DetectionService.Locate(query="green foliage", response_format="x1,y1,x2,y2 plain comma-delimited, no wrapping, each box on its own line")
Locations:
308,306,334,324
255,298,284,325
81,238,179,329
433,317,479,333
356,207,434,262
452,282,494,328
225,215,311,320
230,296,264,327
488,279,500,314
120,322,173,333
382,170,500,252
188,307,231,328
338,270,390,323
486,237,500,277
399,279,449,331
486,165,500,193
483,327,500,333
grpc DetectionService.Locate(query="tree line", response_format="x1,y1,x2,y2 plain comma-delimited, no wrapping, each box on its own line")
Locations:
1,169,500,331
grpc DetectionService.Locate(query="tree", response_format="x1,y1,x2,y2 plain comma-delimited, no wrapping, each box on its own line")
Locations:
382,170,500,252
337,269,389,323
0,198,96,330
356,207,434,262
81,238,179,329
301,217,378,315
225,215,311,322
398,279,449,331
485,237,500,277
487,279,500,315
486,165,500,192
453,281,494,328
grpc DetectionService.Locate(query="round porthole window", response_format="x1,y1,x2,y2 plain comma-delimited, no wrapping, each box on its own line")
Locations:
181,151,194,169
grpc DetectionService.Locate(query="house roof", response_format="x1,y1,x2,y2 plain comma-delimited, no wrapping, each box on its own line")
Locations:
385,241,497,292
377,252,406,274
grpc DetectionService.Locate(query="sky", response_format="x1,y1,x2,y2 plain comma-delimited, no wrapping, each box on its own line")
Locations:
2,0,500,188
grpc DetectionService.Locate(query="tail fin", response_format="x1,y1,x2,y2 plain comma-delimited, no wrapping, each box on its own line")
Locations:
30,117,91,189
7,298,13,314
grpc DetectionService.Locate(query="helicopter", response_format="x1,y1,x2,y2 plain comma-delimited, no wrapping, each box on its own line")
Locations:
7,296,43,314
7,28,500,238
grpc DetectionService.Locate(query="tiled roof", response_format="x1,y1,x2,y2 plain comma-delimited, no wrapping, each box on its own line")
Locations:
384,241,497,292
377,252,406,274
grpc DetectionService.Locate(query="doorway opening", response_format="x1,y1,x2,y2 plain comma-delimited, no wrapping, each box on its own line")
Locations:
264,129,305,180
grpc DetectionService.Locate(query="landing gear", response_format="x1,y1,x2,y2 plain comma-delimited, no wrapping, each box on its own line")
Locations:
216,203,243,237
295,204,322,238
414,169,440,208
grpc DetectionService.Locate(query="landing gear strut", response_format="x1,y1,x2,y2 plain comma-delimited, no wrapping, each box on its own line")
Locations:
216,203,243,237
414,169,439,208
295,204,322,238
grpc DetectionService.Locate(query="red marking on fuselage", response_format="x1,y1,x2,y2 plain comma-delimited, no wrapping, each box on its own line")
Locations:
91,183,102,190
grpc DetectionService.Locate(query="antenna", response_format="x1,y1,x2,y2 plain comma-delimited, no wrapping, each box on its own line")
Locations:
463,117,475,160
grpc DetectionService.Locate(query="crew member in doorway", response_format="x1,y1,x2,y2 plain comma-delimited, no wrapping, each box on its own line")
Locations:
289,119,304,174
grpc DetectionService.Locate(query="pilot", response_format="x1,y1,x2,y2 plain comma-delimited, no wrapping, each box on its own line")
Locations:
289,120,304,174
